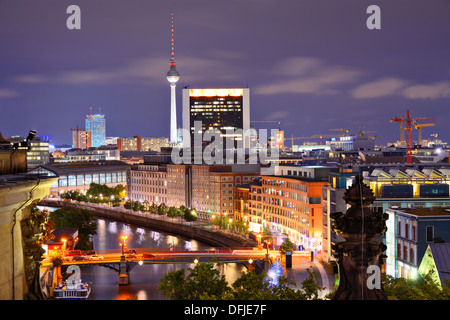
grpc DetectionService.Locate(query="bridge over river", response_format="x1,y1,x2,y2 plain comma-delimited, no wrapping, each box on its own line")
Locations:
39,198,311,287
42,247,297,286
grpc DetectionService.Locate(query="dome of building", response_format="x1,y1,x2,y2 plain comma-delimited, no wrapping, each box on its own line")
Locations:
52,149,65,158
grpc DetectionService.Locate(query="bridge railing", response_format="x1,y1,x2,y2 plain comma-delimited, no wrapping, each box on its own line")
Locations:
70,247,259,256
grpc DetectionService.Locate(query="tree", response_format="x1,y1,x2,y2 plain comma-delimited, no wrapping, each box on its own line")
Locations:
158,261,325,300
149,203,159,214
299,267,324,300
279,237,295,255
262,227,273,242
49,250,64,267
158,262,230,300
132,201,144,212
157,203,168,216
124,199,134,210
49,207,97,250
167,206,180,220
382,274,450,300
113,184,126,199
184,208,198,222
231,270,286,300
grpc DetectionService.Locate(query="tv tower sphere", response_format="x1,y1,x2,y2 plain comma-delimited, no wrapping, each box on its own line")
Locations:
167,59,180,84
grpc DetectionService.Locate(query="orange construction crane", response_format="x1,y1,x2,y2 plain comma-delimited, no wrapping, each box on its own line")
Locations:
391,110,435,164
355,130,377,137
414,123,435,146
390,112,406,144
285,134,337,146
391,110,413,164
330,128,350,136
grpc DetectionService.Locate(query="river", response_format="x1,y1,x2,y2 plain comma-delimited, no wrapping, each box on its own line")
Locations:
77,217,245,300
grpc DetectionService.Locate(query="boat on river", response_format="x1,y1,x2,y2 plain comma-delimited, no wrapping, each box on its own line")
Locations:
53,279,91,300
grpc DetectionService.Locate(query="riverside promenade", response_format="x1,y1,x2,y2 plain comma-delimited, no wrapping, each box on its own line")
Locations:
39,198,336,296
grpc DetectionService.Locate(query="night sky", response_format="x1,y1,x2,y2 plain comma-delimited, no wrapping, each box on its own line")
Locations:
1,0,449,146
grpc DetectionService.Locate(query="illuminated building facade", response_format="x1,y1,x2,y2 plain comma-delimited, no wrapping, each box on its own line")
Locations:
248,173,329,250
8,136,50,168
191,165,260,219
128,163,168,204
166,164,190,208
65,146,120,162
182,88,250,149
233,183,253,222
322,165,450,263
72,128,91,149
321,170,356,262
118,136,169,152
86,113,106,147
127,159,260,219
385,207,450,280
326,134,375,151
29,161,129,195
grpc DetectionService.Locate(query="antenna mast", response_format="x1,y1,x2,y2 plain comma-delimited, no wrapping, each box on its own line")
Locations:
171,13,175,58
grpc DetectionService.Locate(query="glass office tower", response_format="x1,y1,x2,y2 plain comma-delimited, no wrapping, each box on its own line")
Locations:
86,113,106,147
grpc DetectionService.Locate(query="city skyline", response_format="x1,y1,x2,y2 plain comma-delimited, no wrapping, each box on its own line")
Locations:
1,0,449,146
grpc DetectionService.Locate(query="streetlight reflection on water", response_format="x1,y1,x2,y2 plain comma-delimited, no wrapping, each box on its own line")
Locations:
83,217,245,300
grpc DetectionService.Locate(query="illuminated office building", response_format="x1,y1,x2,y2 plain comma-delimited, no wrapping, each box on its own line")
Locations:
72,128,91,149
86,112,106,147
117,136,169,152
7,136,50,168
182,88,250,150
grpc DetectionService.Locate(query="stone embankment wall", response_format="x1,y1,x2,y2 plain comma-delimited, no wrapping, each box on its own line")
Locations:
39,200,256,248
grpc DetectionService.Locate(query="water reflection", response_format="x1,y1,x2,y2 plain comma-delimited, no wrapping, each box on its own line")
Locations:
81,217,245,300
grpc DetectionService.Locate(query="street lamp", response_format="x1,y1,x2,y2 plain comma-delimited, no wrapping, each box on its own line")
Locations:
257,233,262,249
265,241,271,255
61,238,67,256
120,235,128,256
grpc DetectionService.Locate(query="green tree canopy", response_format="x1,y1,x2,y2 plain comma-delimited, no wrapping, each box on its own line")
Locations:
279,237,295,255
383,274,450,300
49,207,97,250
158,261,324,300
158,262,230,300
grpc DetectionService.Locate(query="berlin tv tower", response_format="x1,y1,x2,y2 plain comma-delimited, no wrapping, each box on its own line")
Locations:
167,13,180,145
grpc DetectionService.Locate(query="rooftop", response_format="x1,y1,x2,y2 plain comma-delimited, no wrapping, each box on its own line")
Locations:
0,173,55,188
427,243,450,284
395,207,450,217
30,161,130,176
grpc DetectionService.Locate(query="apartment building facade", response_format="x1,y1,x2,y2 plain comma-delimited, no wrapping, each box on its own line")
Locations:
248,173,329,250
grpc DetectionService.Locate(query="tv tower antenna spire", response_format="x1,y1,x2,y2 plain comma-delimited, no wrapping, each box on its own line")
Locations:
167,13,180,145
171,13,175,58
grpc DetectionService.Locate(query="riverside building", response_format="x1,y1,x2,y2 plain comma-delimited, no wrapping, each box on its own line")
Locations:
248,166,336,250
28,161,129,195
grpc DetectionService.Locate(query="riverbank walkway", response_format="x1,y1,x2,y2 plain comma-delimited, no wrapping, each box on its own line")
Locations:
39,198,336,296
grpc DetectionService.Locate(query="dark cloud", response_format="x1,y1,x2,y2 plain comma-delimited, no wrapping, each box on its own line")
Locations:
0,0,449,146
